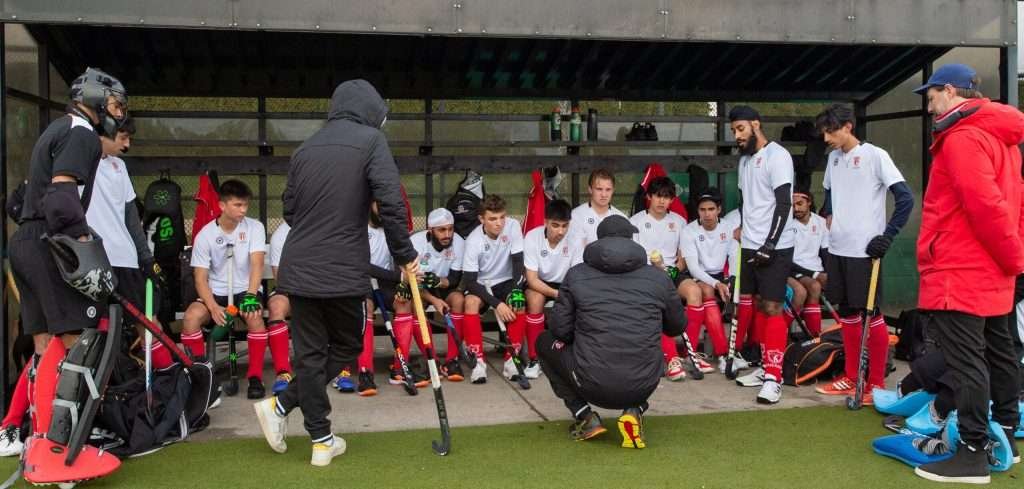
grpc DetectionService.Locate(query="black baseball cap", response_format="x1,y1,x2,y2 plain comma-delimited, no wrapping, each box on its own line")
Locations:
696,187,723,205
596,215,638,239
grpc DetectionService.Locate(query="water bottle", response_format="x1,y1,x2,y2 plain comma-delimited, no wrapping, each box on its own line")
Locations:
550,106,562,141
587,108,598,141
569,107,582,142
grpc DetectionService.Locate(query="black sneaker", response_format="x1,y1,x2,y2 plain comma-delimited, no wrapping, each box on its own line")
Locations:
1005,427,1020,464
357,371,378,397
443,359,464,382
914,441,992,484
247,377,266,399
569,411,607,441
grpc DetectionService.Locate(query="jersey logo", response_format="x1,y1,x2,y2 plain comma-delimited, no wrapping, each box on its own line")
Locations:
668,223,675,231
852,156,861,168
444,249,453,258
755,157,763,168
216,236,225,245
424,252,431,260
540,250,549,258
484,244,490,252
239,232,246,242
500,235,509,243
698,235,705,242
587,217,595,225
720,233,727,241
645,222,652,229
111,160,119,171
832,158,838,167
812,225,817,232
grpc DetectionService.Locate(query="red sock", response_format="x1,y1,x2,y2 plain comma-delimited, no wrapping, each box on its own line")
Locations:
868,315,889,387
33,338,66,434
802,304,822,336
661,333,680,362
783,308,795,328
246,331,268,379
751,309,767,345
150,341,174,370
736,296,754,349
464,314,484,359
181,331,205,358
703,300,728,356
840,314,863,380
762,314,787,382
267,321,292,374
2,361,31,427
392,314,414,370
685,304,707,352
358,317,375,372
413,319,430,357
504,314,526,359
525,313,545,360
445,313,464,362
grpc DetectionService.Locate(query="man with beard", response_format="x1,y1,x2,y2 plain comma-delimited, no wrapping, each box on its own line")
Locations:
729,105,796,404
812,104,913,405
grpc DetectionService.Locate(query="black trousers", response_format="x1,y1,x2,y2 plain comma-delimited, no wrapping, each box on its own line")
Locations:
928,310,1020,447
1013,274,1024,393
277,295,365,441
536,331,648,417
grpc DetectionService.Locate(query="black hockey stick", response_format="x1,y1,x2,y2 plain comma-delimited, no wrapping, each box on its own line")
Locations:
847,258,881,411
784,296,814,339
486,284,530,390
443,313,478,368
370,279,418,396
407,272,452,456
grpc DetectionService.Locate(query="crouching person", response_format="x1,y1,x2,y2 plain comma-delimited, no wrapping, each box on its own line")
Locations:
538,215,685,449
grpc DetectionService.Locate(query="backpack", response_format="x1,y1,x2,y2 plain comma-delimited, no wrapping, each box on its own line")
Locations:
445,171,485,238
782,326,845,386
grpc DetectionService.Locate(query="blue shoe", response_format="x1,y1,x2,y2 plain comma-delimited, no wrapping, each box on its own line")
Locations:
272,372,293,395
332,370,355,393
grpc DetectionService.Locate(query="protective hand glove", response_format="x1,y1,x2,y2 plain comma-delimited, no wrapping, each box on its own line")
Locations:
421,272,441,289
506,288,526,311
240,292,262,313
396,281,413,300
141,257,168,291
664,266,680,282
749,242,775,267
865,235,893,259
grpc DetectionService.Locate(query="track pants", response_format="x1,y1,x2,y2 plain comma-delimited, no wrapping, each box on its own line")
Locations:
536,331,648,417
1013,274,1024,393
277,296,364,441
928,310,1020,447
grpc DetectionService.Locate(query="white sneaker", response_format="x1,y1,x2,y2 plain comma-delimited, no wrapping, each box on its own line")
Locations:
693,353,715,374
735,367,765,387
254,397,288,453
502,358,519,381
471,359,488,384
310,435,347,467
0,426,22,457
719,355,751,374
665,357,687,382
523,360,542,379
757,379,782,404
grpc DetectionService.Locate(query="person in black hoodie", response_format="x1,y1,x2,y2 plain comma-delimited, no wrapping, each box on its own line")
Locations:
537,215,686,449
254,79,418,467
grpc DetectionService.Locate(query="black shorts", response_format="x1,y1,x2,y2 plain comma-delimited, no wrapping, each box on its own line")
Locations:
543,280,561,290
824,253,882,310
466,279,517,312
673,269,692,287
739,247,794,303
426,286,459,300
11,220,102,335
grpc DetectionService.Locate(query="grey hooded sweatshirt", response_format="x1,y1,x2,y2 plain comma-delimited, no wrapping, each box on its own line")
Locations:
278,79,416,298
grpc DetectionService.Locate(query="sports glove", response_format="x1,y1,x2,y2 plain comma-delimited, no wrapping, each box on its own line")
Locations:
506,288,526,310
396,281,413,300
865,235,893,259
240,292,262,313
141,257,168,291
664,266,680,282
421,272,441,289
749,242,775,267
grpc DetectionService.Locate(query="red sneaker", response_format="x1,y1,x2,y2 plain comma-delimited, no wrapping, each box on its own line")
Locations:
815,376,856,396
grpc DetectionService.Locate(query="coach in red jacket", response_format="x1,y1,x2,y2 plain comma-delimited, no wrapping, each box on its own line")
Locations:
913,64,1024,484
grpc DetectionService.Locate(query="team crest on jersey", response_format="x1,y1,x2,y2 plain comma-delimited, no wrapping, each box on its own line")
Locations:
832,158,838,167
668,223,675,231
755,157,763,168
239,232,246,242
444,249,453,258
500,235,509,243
698,235,705,242
812,225,817,232
852,156,861,168
562,246,569,256
720,233,727,241
484,244,490,252
645,222,652,229
587,217,595,225
540,250,549,258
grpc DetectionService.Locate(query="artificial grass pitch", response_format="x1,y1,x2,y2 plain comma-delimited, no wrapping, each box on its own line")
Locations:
0,406,1018,488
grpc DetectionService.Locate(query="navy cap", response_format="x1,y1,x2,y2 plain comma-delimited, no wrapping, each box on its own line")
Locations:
912,63,977,95
696,187,723,205
596,215,638,239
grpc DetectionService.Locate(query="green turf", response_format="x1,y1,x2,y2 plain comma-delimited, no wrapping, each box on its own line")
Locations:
1,406,1019,488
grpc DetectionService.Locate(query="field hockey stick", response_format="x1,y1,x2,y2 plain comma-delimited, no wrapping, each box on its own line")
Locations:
443,312,477,368
370,279,418,396
724,245,743,380
407,269,452,456
679,329,705,380
847,258,881,411
819,293,844,324
784,296,814,339
486,283,530,390
223,243,239,396
145,279,155,424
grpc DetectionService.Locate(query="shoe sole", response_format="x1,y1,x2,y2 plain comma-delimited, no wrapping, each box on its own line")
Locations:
666,372,686,382
913,467,990,484
253,401,287,454
574,426,607,441
756,396,780,405
338,387,356,393
618,414,645,449
446,375,464,382
814,388,855,396
471,377,487,384
357,388,377,397
736,378,763,387
311,443,347,467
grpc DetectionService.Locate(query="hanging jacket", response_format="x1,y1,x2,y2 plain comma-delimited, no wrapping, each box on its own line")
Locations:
522,169,548,234
630,163,689,221
917,98,1024,316
191,173,220,242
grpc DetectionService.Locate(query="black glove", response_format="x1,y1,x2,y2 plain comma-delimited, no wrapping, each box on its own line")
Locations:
141,257,168,291
396,281,413,300
749,242,775,267
421,272,441,289
865,235,893,259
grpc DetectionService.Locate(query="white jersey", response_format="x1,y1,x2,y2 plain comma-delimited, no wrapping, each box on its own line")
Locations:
792,214,829,273
410,230,465,278
823,142,905,258
86,155,138,268
269,222,290,268
681,220,738,285
721,209,741,231
737,141,796,250
569,203,626,247
462,218,524,284
630,210,687,265
523,226,583,283
368,225,394,271
191,217,267,296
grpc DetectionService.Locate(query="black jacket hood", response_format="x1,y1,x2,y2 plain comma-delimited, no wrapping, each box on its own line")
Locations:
329,79,388,128
583,237,647,274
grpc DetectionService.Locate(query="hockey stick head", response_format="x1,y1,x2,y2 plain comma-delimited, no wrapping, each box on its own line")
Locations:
430,390,452,456
724,360,737,380
517,375,531,390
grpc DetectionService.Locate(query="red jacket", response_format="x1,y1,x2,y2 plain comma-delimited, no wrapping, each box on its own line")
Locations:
917,98,1024,316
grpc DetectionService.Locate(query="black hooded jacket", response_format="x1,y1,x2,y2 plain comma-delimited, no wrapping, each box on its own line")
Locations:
549,236,686,408
278,79,416,298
